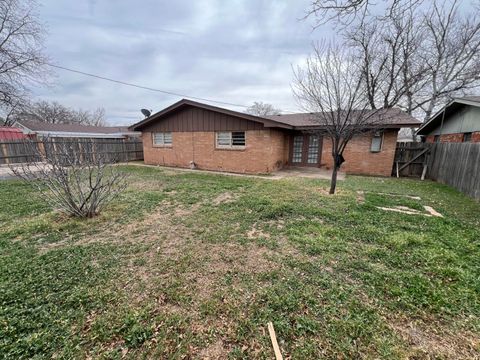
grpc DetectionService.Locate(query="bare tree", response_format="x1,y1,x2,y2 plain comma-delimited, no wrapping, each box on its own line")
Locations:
11,138,127,218
246,102,281,116
23,100,71,124
308,0,480,122
0,0,47,115
1,95,27,125
293,43,388,194
346,6,425,112
70,107,106,126
414,0,480,121
16,100,107,126
306,0,424,27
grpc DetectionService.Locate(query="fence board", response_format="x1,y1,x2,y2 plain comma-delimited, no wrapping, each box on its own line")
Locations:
393,142,480,200
0,138,143,165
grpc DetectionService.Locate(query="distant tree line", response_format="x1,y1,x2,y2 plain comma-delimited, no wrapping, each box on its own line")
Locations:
2,100,106,127
0,0,106,127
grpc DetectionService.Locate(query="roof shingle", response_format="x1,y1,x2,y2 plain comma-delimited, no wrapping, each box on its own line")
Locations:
265,108,421,128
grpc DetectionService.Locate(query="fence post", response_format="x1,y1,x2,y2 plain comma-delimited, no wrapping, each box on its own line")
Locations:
1,143,9,164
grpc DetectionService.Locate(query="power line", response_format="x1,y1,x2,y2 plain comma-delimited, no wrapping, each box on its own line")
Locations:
47,63,298,113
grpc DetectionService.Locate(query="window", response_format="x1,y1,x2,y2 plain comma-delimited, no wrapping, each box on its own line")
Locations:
370,131,383,152
216,131,246,148
153,132,172,146
434,135,440,143
463,132,472,142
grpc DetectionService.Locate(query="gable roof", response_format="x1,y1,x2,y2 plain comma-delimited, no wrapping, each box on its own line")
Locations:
129,99,293,131
129,98,421,131
16,120,139,138
416,97,480,135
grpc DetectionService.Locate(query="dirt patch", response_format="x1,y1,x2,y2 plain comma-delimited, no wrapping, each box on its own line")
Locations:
265,219,285,230
212,192,238,206
389,319,479,359
247,226,271,239
198,339,229,359
190,242,278,301
174,203,200,217
356,190,365,204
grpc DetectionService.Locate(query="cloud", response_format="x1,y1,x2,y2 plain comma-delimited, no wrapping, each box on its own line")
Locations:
32,0,327,125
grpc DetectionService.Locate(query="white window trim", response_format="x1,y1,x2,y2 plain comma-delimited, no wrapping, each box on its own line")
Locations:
152,132,172,147
215,131,246,150
370,131,384,153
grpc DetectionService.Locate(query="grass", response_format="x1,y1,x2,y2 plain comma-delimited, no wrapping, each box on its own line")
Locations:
0,164,479,359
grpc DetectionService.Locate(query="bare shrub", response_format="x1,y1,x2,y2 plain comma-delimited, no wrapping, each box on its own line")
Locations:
11,138,128,218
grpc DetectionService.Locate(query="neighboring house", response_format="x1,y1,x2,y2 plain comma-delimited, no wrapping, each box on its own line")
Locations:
0,127,29,140
129,99,420,176
417,97,480,143
15,121,141,139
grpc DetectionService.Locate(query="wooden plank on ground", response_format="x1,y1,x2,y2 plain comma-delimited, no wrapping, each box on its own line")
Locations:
267,322,283,360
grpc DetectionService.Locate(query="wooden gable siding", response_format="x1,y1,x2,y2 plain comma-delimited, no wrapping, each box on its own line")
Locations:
141,105,264,132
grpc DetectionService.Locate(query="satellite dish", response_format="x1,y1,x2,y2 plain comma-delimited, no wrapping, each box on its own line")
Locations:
141,109,151,118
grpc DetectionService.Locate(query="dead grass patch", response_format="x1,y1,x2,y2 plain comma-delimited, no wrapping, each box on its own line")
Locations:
197,339,230,359
212,191,238,206
189,242,279,301
247,226,271,240
389,318,480,359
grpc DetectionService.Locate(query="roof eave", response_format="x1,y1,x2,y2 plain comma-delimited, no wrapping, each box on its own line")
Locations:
129,99,293,131
416,98,480,135
293,123,420,130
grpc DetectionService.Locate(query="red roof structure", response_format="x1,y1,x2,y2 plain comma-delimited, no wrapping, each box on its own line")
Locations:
0,127,28,140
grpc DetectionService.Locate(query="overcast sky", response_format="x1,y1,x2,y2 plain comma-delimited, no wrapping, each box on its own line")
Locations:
32,0,326,125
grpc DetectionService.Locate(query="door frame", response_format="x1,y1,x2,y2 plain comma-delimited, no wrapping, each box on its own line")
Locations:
288,133,323,167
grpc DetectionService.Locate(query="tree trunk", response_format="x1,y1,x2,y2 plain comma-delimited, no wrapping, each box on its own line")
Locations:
329,163,339,194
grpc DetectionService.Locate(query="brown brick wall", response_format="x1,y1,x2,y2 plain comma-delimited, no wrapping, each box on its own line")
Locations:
142,129,288,174
320,130,398,176
426,132,480,143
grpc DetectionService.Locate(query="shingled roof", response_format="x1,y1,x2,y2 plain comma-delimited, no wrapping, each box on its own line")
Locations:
265,108,421,128
130,99,421,131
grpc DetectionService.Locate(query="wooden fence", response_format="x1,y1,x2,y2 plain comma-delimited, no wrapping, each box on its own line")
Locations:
0,138,143,165
393,142,480,200
428,143,480,200
393,142,432,177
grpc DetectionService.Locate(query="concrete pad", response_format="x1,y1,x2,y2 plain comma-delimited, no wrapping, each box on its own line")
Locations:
270,167,345,181
0,166,17,180
122,163,343,181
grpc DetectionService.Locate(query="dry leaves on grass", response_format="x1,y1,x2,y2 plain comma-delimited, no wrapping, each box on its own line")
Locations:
389,318,480,359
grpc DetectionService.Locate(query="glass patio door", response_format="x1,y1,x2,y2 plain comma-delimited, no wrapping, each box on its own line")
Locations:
290,134,322,166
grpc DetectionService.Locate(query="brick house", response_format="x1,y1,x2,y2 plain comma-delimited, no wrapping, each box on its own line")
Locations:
130,99,420,176
417,97,480,143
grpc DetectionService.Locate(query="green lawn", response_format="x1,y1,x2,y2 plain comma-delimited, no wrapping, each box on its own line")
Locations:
0,165,479,359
